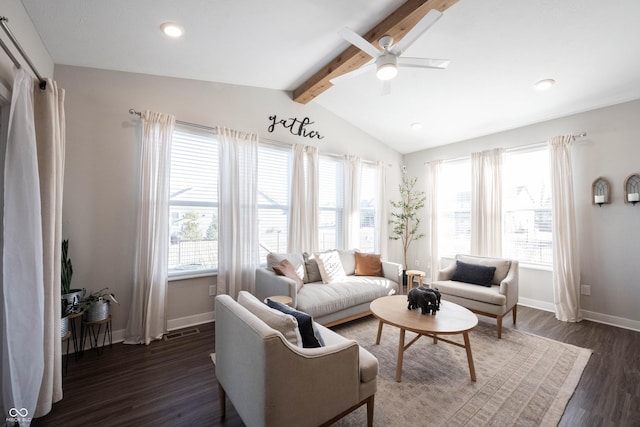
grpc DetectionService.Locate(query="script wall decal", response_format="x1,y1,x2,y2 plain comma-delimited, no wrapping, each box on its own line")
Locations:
267,114,324,140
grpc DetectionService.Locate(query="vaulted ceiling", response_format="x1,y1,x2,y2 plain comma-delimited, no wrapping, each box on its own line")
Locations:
20,0,640,153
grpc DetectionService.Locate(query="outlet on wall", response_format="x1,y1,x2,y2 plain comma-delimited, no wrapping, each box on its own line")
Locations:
209,285,216,296
580,284,591,296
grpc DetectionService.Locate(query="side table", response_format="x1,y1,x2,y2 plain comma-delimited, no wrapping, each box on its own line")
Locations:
405,269,426,293
61,330,71,376
82,315,112,355
67,309,85,359
266,295,293,306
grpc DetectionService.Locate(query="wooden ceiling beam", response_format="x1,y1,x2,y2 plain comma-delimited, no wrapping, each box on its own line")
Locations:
292,0,459,104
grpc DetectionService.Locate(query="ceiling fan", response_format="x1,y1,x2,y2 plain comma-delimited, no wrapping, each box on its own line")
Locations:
330,9,450,94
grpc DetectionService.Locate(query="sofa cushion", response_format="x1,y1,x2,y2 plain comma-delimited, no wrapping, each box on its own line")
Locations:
337,249,356,276
457,255,511,285
354,252,383,277
266,299,324,348
451,260,495,287
316,250,347,284
237,291,301,346
267,252,307,282
303,252,323,283
272,259,304,292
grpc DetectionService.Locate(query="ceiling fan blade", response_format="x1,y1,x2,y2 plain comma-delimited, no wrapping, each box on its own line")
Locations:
391,9,443,55
398,57,450,69
330,62,375,85
381,79,391,96
338,27,381,58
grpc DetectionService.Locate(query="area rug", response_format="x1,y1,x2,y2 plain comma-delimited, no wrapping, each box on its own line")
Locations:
329,317,591,427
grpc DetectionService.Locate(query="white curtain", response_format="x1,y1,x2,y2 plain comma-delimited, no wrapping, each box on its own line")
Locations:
217,127,259,298
471,148,504,257
33,78,66,416
426,160,441,281
549,135,582,322
288,144,318,253
1,69,45,425
344,155,361,249
375,161,387,259
125,110,175,345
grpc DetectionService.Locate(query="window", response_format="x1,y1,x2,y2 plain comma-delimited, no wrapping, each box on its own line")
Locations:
318,155,344,251
358,162,378,253
258,143,291,263
503,147,552,265
438,158,471,257
168,125,218,276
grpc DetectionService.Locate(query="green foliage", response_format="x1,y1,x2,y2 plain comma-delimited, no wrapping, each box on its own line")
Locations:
61,239,73,294
389,176,426,268
180,211,203,240
206,213,218,240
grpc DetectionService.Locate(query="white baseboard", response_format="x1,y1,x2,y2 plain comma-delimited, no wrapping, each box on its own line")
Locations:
518,298,640,332
166,311,215,331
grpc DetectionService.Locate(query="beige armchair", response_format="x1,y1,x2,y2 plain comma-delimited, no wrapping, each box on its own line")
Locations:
431,254,519,338
215,293,378,426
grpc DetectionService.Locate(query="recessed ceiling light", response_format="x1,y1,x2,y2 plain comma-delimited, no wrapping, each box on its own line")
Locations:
410,122,423,130
534,78,555,91
160,22,184,38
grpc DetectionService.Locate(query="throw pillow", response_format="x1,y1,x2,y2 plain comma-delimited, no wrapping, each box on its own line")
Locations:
266,299,324,348
315,250,347,283
272,259,304,292
303,252,323,283
354,252,383,277
450,260,496,287
237,291,302,346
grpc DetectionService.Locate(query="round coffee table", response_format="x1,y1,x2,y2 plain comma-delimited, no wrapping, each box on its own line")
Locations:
370,295,478,382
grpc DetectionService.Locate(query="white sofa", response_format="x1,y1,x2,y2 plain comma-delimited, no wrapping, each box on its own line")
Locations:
215,292,378,426
254,249,401,326
431,254,519,338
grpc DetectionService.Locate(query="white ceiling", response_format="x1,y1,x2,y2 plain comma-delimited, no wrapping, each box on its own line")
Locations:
20,0,640,154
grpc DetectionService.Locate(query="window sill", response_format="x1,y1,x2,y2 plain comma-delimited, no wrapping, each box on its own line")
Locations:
168,271,217,281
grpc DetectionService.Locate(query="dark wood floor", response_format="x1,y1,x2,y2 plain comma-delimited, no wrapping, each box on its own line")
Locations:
33,305,640,427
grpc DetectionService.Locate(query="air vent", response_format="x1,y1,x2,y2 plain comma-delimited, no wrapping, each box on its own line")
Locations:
164,327,200,341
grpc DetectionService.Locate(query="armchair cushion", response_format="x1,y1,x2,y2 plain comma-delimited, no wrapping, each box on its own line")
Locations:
457,254,511,285
354,252,383,277
237,291,301,346
451,260,496,287
267,299,324,348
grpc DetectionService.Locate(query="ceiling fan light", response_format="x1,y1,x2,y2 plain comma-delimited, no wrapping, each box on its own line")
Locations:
376,54,398,81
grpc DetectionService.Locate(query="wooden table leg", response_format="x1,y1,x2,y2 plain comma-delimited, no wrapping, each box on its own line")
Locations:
463,331,476,382
395,328,406,382
375,320,384,345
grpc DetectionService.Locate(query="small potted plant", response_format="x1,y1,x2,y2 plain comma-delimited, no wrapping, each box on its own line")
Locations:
61,239,85,315
85,288,118,322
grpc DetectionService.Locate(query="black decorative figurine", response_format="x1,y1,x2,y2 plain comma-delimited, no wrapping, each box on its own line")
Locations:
407,286,441,315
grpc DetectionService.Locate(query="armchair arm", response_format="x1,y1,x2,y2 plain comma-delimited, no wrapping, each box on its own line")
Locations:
499,260,519,309
437,262,457,281
381,260,402,284
254,268,298,307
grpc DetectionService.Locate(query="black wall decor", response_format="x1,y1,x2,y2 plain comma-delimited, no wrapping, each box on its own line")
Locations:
267,114,324,140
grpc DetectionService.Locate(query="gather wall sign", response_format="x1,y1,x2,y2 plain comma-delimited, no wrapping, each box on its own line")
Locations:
267,114,324,140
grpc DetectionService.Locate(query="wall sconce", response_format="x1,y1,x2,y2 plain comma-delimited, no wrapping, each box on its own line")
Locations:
592,177,610,206
624,173,640,206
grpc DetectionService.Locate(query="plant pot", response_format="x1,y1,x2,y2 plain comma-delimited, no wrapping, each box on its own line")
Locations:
86,300,110,322
60,316,69,337
62,288,85,314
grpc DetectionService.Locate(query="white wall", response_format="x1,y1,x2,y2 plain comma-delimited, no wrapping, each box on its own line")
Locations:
54,65,404,333
0,0,53,91
403,99,640,330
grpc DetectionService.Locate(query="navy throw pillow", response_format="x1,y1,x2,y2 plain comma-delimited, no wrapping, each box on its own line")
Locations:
266,299,324,348
450,260,496,287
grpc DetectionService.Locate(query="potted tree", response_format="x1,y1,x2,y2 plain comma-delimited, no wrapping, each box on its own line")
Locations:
85,288,118,322
389,176,426,285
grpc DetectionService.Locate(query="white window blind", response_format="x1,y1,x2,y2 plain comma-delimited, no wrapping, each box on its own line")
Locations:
503,147,552,265
438,158,471,257
318,155,344,251
258,143,291,263
359,162,378,253
168,125,218,275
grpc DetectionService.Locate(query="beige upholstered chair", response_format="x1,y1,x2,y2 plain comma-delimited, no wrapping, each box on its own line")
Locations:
215,293,378,427
432,255,519,338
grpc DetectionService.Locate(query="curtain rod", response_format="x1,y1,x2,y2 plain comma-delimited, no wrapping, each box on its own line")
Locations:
0,17,47,90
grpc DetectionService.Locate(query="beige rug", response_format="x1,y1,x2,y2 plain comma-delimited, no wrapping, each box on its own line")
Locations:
330,317,591,427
